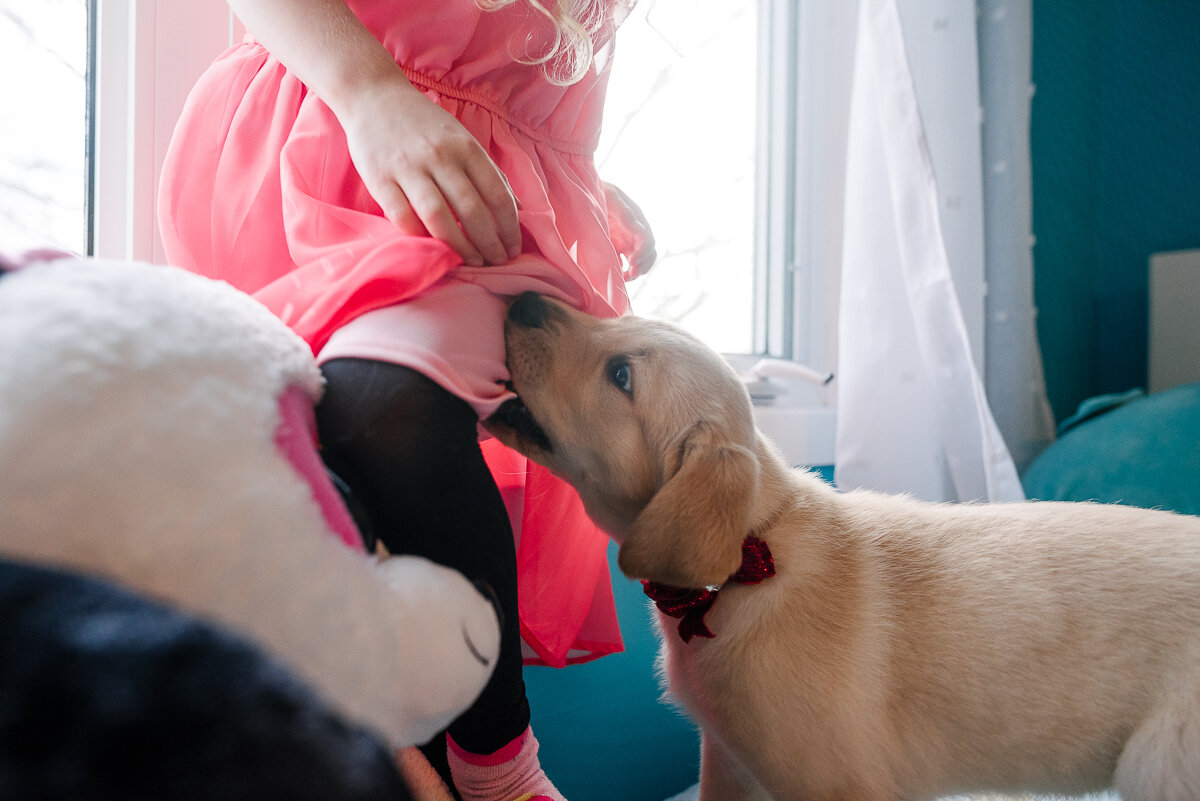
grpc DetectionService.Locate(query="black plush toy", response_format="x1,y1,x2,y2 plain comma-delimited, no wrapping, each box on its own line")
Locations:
0,559,414,801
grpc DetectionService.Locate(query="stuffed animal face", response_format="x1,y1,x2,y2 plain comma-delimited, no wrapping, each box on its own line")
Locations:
0,255,499,748
0,256,331,553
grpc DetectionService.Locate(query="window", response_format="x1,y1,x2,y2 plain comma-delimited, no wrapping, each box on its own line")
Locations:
91,3,237,262
601,0,846,468
7,0,837,473
22,0,839,464
0,0,89,254
602,0,851,382
13,2,839,358
0,2,236,261
598,0,758,355
51,1,834,365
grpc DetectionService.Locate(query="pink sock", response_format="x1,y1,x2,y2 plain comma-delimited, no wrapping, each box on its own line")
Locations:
446,727,565,801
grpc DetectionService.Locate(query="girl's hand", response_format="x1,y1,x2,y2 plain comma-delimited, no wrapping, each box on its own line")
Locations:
227,0,521,266
341,79,522,266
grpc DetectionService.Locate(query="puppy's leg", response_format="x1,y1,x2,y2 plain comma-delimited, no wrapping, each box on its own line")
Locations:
1114,693,1200,801
698,734,773,801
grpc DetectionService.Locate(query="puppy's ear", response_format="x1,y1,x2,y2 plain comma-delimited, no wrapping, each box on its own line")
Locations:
618,422,759,587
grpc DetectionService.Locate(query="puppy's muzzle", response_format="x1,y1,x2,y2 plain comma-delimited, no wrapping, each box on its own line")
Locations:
507,291,548,329
488,292,555,454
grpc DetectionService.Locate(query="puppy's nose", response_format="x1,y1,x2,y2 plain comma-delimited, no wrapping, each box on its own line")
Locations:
508,291,547,328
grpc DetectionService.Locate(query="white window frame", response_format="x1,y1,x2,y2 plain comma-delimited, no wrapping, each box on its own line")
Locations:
92,1,238,262
767,1,858,376
744,0,858,467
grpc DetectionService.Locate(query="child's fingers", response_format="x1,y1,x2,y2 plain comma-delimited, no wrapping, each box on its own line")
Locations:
465,159,522,260
433,168,512,266
351,111,518,265
390,173,485,267
370,180,427,237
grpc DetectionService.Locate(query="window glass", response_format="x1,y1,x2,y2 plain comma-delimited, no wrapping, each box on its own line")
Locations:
600,0,758,354
0,0,89,255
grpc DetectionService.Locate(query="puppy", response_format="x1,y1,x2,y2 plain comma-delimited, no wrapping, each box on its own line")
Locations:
484,292,1200,801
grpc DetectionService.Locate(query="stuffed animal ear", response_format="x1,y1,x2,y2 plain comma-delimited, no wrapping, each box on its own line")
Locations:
617,422,759,588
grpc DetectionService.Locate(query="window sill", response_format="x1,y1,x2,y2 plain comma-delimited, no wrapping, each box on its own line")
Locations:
724,353,836,468
753,403,836,469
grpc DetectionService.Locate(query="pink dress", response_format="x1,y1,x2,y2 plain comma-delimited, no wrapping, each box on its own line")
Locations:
158,0,640,668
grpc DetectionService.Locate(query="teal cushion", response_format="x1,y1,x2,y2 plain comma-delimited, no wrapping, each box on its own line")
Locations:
1022,383,1200,515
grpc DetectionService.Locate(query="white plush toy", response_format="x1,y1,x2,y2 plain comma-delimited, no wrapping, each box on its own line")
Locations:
0,253,500,751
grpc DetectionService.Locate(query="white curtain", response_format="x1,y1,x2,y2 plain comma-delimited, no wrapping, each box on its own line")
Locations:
834,0,1025,503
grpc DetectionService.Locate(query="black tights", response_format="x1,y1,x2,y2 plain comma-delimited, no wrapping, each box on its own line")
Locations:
316,358,530,758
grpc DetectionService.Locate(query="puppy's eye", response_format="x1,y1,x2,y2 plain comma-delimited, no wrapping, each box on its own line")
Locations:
607,358,633,396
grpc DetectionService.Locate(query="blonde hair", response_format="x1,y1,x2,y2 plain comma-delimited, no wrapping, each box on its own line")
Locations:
476,0,611,85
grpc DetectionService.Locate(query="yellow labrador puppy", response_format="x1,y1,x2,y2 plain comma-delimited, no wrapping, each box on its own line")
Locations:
484,292,1200,801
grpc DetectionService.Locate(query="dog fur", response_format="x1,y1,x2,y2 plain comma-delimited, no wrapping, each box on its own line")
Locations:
484,292,1200,801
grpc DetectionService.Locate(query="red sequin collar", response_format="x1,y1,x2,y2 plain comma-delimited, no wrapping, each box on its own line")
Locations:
641,536,776,643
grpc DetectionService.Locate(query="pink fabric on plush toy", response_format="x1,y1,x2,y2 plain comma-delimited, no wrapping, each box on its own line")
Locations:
0,246,76,273
274,385,364,552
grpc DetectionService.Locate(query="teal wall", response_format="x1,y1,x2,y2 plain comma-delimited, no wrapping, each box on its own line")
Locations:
1031,1,1200,423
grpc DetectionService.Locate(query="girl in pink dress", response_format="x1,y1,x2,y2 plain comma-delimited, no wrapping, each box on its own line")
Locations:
158,1,653,799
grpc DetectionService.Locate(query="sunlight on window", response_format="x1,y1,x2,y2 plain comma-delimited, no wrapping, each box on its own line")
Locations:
0,0,88,255
600,0,758,354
